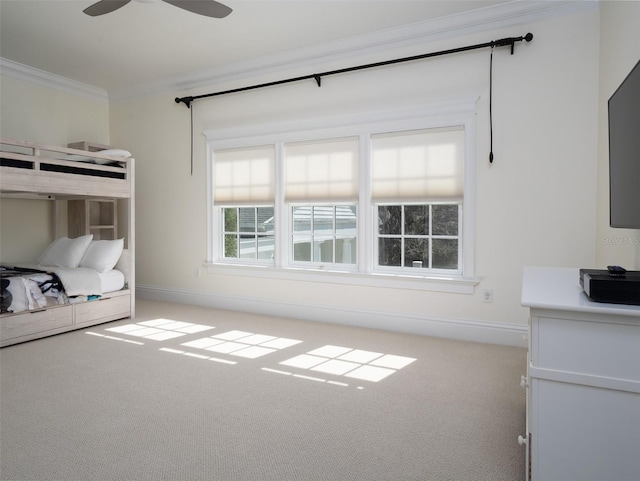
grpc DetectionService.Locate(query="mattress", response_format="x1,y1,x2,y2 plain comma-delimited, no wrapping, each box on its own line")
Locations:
100,269,125,293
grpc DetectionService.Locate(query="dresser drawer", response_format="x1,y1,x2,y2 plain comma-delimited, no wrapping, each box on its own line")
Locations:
1,305,73,342
74,293,130,326
532,314,640,382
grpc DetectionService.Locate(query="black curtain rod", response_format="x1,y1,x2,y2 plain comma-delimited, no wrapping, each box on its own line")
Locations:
175,33,533,108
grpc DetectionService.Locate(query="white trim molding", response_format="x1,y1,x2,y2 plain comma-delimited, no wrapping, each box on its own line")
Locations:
204,262,479,295
0,58,108,102
111,0,595,101
1,1,594,103
137,284,528,347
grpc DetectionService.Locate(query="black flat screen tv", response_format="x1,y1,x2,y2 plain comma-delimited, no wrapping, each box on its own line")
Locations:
608,59,640,229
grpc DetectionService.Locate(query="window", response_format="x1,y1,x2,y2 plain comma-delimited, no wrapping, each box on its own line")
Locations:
291,205,357,265
208,103,475,289
284,137,359,267
222,206,275,261
371,127,464,273
213,146,276,264
377,204,460,272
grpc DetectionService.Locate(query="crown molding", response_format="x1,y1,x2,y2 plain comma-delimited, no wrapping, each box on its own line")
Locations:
0,57,108,102
110,0,595,102
1,1,596,103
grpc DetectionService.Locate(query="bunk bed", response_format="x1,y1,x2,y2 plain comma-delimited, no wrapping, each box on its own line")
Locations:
0,138,135,347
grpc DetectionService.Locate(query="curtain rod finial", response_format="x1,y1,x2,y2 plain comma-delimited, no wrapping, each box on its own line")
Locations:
175,97,193,108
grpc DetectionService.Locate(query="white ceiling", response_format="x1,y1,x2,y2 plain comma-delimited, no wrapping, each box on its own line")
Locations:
1,0,528,97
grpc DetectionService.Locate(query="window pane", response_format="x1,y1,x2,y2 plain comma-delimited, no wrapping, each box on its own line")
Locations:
293,237,311,261
258,207,275,234
433,205,458,236
336,237,356,264
432,239,458,269
378,205,401,235
379,238,401,266
239,207,256,233
405,238,429,268
405,205,429,235
293,206,312,233
313,206,334,232
257,235,275,260
224,208,237,232
224,234,238,258
314,238,334,262
239,235,256,258
336,205,357,236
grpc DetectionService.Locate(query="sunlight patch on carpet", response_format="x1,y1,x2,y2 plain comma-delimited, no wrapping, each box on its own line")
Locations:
181,330,302,359
261,367,352,388
85,331,144,345
103,319,215,341
279,345,415,383
159,347,239,365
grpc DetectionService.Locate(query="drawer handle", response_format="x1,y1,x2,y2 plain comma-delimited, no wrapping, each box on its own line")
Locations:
518,435,528,446
520,375,529,388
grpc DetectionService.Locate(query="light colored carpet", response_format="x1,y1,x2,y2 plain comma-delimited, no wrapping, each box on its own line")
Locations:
1,299,526,481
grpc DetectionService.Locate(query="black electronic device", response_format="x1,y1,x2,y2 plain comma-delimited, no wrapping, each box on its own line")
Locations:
579,268,640,305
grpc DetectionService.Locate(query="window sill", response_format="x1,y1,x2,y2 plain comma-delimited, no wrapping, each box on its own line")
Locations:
204,263,479,294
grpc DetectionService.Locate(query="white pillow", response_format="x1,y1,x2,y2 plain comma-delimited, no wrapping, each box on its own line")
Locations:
66,149,131,165
98,149,131,158
79,238,124,273
37,235,93,268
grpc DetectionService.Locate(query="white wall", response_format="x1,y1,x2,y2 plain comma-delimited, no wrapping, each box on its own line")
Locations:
596,1,640,270
0,75,109,261
4,3,635,344
110,5,602,343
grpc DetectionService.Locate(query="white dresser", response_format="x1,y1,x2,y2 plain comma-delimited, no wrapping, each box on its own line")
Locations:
521,267,640,481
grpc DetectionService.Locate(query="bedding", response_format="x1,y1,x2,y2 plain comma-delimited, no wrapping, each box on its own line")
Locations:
65,149,132,165
1,267,67,314
37,235,93,268
80,238,124,273
0,265,126,315
0,236,126,315
100,269,125,293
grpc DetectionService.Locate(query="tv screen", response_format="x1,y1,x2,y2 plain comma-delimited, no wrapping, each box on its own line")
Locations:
609,59,640,228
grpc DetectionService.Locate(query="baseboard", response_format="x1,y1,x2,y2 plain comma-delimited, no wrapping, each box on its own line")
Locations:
136,284,528,347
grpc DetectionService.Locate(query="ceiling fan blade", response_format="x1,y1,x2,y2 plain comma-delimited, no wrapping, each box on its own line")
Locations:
83,0,132,16
162,0,232,18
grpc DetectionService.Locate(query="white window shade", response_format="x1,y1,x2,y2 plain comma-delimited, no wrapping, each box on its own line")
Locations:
214,145,275,205
371,127,464,202
285,137,359,202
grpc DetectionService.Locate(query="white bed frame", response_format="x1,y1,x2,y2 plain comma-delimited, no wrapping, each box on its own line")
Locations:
0,138,135,347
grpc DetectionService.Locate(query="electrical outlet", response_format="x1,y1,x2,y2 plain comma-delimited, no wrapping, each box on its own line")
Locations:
194,267,201,278
482,289,493,303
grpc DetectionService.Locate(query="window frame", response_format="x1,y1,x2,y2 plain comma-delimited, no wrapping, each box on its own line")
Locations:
206,99,478,293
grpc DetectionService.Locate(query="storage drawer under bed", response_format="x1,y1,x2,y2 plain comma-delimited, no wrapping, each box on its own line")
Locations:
74,292,131,326
1,305,73,345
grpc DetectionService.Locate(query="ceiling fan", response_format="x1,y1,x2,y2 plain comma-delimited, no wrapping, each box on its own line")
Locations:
83,0,232,18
